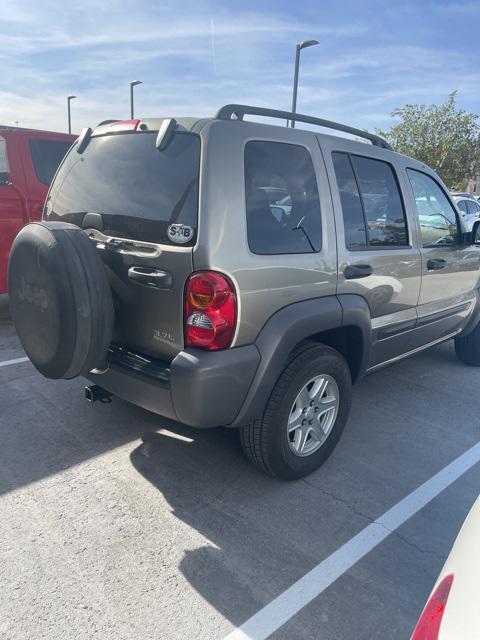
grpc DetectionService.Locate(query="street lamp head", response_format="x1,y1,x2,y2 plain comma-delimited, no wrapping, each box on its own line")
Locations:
67,95,76,101
299,39,319,50
130,80,142,88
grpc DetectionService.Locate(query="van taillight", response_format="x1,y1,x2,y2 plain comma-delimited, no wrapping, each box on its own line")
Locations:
410,574,454,640
184,272,237,350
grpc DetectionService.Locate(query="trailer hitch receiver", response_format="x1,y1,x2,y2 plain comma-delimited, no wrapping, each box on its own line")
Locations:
85,385,113,404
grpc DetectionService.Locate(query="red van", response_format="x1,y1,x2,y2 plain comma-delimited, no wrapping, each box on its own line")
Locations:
0,126,76,293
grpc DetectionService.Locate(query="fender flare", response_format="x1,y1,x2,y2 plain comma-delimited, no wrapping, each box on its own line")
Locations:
231,294,371,426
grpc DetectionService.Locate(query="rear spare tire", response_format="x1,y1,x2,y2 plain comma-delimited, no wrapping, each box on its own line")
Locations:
8,221,114,379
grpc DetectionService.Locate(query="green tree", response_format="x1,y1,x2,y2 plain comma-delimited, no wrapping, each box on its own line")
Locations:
377,92,479,190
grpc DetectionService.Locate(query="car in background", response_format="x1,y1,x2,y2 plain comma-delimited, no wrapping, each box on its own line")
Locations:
410,495,480,639
451,192,480,231
0,126,75,293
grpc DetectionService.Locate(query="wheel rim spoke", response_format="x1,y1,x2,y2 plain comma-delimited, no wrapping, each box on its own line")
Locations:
296,426,310,453
296,387,311,408
310,423,324,442
318,397,337,417
288,406,303,432
310,376,328,401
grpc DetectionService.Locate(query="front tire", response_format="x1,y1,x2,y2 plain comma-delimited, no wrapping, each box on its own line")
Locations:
455,323,480,366
240,343,352,480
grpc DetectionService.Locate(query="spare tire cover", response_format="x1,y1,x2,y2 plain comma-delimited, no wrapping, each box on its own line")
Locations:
8,221,114,379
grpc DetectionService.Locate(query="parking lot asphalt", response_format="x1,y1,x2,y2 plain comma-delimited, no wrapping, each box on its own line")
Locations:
1,295,479,640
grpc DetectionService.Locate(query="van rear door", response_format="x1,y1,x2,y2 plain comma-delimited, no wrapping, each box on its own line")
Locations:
44,125,200,362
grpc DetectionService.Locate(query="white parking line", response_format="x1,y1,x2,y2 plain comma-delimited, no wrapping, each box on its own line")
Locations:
223,442,480,640
0,356,29,368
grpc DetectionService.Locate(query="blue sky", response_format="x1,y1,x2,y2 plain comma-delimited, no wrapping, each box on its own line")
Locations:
1,0,479,134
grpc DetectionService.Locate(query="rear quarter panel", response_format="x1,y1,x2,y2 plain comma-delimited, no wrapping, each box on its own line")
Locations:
195,120,338,346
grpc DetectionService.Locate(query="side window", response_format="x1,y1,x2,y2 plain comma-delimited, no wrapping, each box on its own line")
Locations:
29,139,73,186
245,141,322,255
332,152,367,248
0,137,11,185
466,200,480,215
351,155,408,246
407,170,459,247
332,152,408,248
457,200,468,214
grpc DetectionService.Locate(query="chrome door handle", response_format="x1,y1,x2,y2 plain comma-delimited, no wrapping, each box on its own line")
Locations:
344,264,373,279
426,258,446,271
128,267,173,289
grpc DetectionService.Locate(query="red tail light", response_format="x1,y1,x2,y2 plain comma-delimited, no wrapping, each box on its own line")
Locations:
184,272,237,350
410,574,454,640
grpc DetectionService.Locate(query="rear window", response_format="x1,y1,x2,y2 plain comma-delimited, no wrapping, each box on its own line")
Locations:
45,132,200,246
29,139,73,185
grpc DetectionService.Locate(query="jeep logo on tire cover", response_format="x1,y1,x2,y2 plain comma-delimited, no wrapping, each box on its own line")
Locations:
167,224,194,244
17,277,48,312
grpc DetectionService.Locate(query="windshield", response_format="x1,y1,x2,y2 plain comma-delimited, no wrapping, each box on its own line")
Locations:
45,131,200,245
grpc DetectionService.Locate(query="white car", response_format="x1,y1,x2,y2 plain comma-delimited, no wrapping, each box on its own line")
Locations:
410,495,480,639
451,193,480,231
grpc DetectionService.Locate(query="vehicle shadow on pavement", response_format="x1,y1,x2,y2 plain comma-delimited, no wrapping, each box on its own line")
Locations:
0,372,165,497
130,426,319,629
128,339,480,637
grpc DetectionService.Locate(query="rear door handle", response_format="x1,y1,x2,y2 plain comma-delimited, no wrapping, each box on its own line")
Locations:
344,264,373,279
426,258,447,271
128,267,173,289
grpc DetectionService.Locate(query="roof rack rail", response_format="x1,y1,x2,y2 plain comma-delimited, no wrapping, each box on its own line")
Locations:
215,104,392,150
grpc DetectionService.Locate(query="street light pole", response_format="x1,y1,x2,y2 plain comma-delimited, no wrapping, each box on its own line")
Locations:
130,80,142,119
290,40,319,128
67,95,76,134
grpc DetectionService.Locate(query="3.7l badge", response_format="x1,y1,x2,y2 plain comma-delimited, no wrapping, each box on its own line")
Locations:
167,224,194,244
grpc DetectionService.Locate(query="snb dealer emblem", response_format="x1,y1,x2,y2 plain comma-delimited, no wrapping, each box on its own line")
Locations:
167,224,194,244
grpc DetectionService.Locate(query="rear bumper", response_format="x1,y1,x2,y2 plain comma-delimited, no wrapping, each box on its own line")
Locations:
87,344,260,428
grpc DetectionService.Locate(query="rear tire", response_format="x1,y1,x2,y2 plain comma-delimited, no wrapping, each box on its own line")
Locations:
240,343,352,480
454,323,480,366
